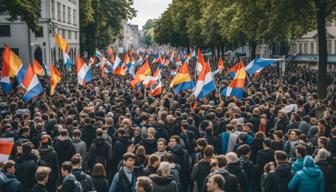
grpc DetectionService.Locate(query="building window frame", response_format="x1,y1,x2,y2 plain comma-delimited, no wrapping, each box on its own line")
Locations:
0,25,11,37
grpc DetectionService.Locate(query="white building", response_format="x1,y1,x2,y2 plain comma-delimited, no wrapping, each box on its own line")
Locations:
0,0,80,68
114,23,141,52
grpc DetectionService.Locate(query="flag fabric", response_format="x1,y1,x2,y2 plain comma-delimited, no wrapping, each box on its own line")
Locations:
150,72,162,97
194,56,216,99
131,61,151,89
136,54,143,66
50,64,61,95
196,49,204,75
22,64,43,102
245,58,282,76
54,34,68,52
0,137,14,163
175,55,182,67
113,53,127,75
143,68,160,87
1,45,27,93
63,52,72,69
128,55,136,76
112,55,123,73
226,60,244,79
76,55,93,86
152,53,162,64
170,61,195,93
221,66,247,100
32,60,46,76
218,56,224,71
107,47,115,63
96,49,103,59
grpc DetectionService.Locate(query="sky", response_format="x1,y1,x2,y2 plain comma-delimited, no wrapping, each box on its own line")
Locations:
129,0,172,30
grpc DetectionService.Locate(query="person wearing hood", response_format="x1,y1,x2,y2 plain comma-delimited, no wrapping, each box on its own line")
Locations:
72,129,87,169
264,150,293,192
291,145,306,173
191,145,214,191
288,155,324,192
225,152,248,192
87,128,112,171
38,135,59,192
315,149,335,192
2,160,23,192
53,129,76,166
71,154,95,192
139,127,157,154
112,128,132,174
150,162,179,192
59,161,82,192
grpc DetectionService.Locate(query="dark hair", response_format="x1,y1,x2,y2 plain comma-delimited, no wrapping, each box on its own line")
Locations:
157,138,167,146
209,174,225,189
163,152,174,162
123,152,136,161
60,129,68,136
91,163,106,177
196,138,208,148
73,129,81,137
137,176,153,192
35,166,51,182
170,135,180,143
71,153,82,165
96,128,103,137
295,145,306,157
216,155,227,168
331,128,336,137
275,150,288,161
61,161,73,173
318,136,328,147
237,144,250,156
263,138,272,147
3,160,15,172
273,130,283,139
204,145,214,157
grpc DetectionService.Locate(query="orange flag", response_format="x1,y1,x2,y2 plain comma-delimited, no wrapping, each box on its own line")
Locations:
50,64,61,95
130,61,151,88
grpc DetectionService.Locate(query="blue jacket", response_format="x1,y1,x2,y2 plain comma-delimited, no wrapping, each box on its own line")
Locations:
288,156,324,192
291,157,304,173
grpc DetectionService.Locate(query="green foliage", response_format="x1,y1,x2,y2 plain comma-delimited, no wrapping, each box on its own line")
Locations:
80,0,137,55
0,0,41,32
141,19,157,46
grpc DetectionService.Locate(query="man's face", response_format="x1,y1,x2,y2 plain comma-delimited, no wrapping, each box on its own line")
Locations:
147,130,154,139
7,166,15,174
169,138,177,148
61,168,67,177
206,177,217,192
157,141,167,152
149,118,156,126
289,131,297,141
124,158,135,169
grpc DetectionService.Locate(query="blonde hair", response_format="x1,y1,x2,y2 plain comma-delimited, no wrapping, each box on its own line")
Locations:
157,162,171,177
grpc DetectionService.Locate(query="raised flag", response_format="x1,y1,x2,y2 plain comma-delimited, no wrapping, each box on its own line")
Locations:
170,61,195,93
32,59,46,76
193,56,216,99
218,56,224,71
50,64,61,95
54,34,68,52
22,64,43,102
76,55,93,86
152,53,162,64
113,53,127,75
0,137,14,163
226,60,244,79
221,66,246,100
245,58,282,76
196,48,205,75
131,61,151,89
107,47,115,63
150,77,162,97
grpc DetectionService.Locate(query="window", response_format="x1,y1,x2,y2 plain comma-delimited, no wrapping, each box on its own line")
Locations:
293,43,297,53
74,31,78,40
57,2,61,21
63,4,66,22
0,25,10,37
304,42,308,53
68,7,71,24
298,43,302,53
35,26,43,37
73,9,76,25
327,40,332,54
310,42,314,54
51,0,55,19
62,29,65,38
68,31,72,39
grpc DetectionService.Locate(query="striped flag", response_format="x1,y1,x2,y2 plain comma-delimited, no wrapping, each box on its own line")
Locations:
0,137,14,163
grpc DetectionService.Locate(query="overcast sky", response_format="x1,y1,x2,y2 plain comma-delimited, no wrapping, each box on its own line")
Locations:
129,0,172,30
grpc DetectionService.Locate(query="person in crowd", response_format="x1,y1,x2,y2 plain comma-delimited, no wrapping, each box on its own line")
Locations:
59,161,83,192
315,149,335,192
136,176,153,192
206,174,225,192
218,124,238,154
54,129,76,166
237,144,258,192
2,160,23,192
72,129,87,169
260,162,275,192
29,166,51,192
91,163,109,192
292,145,307,173
283,129,300,159
225,152,248,192
139,127,157,154
149,162,179,192
144,154,161,176
70,153,95,192
154,138,169,160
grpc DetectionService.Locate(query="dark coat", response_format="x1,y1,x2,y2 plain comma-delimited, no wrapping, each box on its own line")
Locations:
150,175,179,192
53,138,76,165
155,128,169,141
38,145,59,192
113,136,131,164
257,148,275,173
28,184,48,192
139,138,157,154
264,162,293,192
87,138,112,170
190,158,211,192
226,161,248,192
15,154,37,192
2,173,23,192
201,169,239,192
80,124,97,147
92,176,109,192
72,168,95,192
316,160,335,192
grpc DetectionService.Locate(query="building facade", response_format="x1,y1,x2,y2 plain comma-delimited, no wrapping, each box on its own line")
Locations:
0,0,80,68
114,23,141,53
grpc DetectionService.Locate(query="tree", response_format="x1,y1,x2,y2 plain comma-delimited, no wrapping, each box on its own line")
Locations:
141,19,157,46
0,0,41,32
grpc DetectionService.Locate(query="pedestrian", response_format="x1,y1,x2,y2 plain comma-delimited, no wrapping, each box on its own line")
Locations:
206,174,225,192
91,163,109,192
2,160,23,192
315,149,335,192
59,161,83,192
149,162,179,192
136,176,153,192
70,154,95,192
29,166,51,192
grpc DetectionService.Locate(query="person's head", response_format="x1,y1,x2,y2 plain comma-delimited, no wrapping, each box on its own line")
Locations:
163,152,174,163
35,166,51,185
288,129,299,141
157,138,167,152
59,129,68,138
237,144,251,157
263,162,275,173
243,123,253,133
273,130,283,141
263,138,272,149
123,152,135,169
133,127,141,137
169,135,180,148
204,145,214,158
3,160,16,174
148,116,156,126
136,176,153,192
147,127,155,139
314,148,330,162
61,161,72,177
196,138,208,151
216,155,227,168
96,128,104,138
91,163,106,177
73,129,81,139
210,158,218,171
206,174,225,192
157,162,171,177
295,145,307,158
317,119,327,132
331,128,336,138
71,153,82,168
317,136,328,148
275,150,288,164
226,152,238,164
147,154,160,168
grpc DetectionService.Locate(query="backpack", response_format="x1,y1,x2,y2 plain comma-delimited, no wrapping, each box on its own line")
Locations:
0,171,8,191
73,180,83,192
76,172,93,192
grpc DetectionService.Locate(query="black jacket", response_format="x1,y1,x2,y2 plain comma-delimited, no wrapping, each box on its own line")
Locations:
113,136,132,164
150,175,179,192
80,124,97,148
87,138,112,169
15,154,37,192
54,138,76,166
38,145,59,192
191,158,211,192
28,184,48,192
226,161,248,192
264,162,293,192
155,128,169,141
71,168,95,192
239,156,258,190
139,138,157,154
257,148,275,173
202,169,239,192
316,160,335,192
92,176,109,192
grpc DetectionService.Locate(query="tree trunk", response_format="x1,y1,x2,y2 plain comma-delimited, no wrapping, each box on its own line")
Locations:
217,44,220,60
316,2,327,99
221,42,225,58
250,41,257,60
211,47,215,59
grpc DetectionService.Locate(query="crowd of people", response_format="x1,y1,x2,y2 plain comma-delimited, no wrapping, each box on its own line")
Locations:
0,54,336,192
